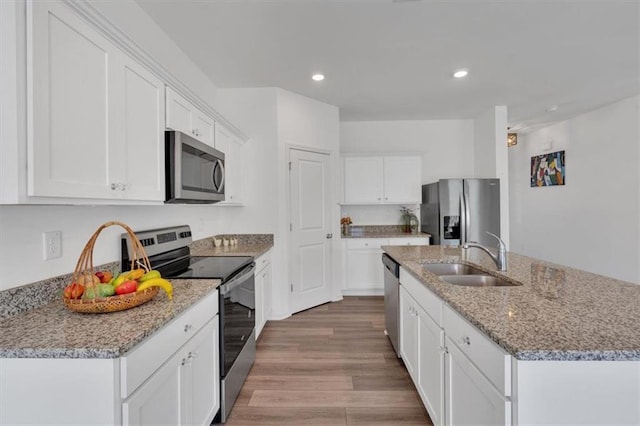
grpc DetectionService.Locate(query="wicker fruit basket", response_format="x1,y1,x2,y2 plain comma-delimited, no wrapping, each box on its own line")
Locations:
63,221,159,314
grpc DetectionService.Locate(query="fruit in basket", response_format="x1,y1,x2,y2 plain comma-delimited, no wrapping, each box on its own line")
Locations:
78,273,100,286
115,280,138,295
139,270,161,282
95,271,113,284
125,268,145,281
137,278,173,300
82,283,116,299
63,282,84,299
112,272,128,288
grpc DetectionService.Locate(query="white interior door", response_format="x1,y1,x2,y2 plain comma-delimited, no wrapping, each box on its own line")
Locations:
289,148,332,314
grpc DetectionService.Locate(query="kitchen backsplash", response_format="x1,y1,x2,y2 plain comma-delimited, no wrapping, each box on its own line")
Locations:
341,204,421,226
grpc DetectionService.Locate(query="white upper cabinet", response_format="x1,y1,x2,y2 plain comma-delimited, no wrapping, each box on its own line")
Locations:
166,87,215,147
28,0,164,201
343,156,384,203
342,155,421,204
383,156,422,204
214,123,244,205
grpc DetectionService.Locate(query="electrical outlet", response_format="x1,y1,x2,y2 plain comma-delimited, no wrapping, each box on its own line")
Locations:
43,231,62,260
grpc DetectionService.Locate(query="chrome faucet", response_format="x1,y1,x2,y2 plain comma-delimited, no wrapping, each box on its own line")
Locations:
462,232,507,271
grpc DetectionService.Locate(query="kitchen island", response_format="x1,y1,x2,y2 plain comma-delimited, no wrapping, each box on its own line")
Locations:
383,244,640,426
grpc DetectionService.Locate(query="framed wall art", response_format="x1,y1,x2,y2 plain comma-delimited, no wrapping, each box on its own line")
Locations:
531,150,565,187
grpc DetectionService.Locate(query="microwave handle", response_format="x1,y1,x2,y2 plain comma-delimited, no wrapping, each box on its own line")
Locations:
212,159,225,192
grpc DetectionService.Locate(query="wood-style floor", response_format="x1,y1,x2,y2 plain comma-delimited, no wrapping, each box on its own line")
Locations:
226,296,432,426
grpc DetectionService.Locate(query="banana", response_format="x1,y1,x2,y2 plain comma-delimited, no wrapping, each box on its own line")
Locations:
137,277,173,300
138,270,161,283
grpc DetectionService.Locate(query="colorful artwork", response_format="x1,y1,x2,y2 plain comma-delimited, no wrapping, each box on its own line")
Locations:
530,150,565,187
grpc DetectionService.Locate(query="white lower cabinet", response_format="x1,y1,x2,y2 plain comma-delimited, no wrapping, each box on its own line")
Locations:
345,239,387,295
417,304,445,426
400,285,444,426
445,338,511,426
399,286,418,380
399,267,509,426
255,250,272,338
123,318,219,426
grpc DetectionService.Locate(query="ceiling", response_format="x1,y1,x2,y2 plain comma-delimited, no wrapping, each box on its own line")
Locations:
136,0,639,131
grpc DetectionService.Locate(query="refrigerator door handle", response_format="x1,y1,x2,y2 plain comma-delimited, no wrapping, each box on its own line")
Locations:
460,193,466,244
463,192,471,244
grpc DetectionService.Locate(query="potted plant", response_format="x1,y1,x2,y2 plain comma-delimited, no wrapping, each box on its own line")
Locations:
400,207,418,234
340,216,353,236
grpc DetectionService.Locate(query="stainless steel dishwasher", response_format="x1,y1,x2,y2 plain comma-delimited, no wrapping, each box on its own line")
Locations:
382,253,400,357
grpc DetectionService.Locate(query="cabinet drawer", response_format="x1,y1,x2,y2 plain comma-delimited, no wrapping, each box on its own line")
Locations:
255,251,271,274
121,290,218,398
346,239,388,250
443,305,511,396
400,268,443,327
388,237,429,246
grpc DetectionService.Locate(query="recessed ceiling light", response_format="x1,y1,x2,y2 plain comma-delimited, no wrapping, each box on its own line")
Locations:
312,73,325,82
546,105,559,112
453,69,469,78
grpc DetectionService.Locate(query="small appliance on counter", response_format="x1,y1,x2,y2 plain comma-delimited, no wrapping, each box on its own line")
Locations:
421,178,500,247
121,225,255,423
382,253,400,357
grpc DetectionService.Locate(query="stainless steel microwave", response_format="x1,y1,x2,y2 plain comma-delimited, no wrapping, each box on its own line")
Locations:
165,130,225,203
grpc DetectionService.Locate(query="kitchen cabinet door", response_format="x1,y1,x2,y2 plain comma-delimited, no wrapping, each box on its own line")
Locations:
343,156,383,203
118,56,165,201
166,87,216,147
345,239,387,294
183,320,219,426
123,320,219,426
383,156,422,204
388,237,430,246
399,286,418,382
418,304,445,426
215,123,244,205
255,251,272,338
123,345,185,426
445,337,511,426
29,0,120,199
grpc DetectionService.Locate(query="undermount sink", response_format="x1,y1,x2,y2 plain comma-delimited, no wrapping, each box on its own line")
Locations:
423,263,486,276
440,274,520,287
423,262,520,287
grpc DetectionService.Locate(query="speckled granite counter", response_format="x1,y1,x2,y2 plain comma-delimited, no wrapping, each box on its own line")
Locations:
190,234,273,258
382,245,640,361
0,279,220,359
342,225,430,239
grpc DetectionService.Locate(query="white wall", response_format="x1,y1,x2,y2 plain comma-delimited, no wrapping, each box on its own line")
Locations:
509,96,639,283
340,120,474,185
473,106,510,246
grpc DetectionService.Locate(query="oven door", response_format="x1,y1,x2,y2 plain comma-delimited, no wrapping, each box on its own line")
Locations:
219,263,256,377
165,130,225,203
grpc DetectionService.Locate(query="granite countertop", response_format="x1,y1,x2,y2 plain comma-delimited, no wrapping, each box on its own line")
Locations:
382,245,640,361
0,279,220,359
190,234,273,258
342,225,431,239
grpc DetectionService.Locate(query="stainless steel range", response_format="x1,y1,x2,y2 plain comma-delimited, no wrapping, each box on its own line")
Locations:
121,225,256,424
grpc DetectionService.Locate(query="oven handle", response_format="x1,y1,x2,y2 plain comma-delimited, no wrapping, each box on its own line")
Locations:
220,263,256,294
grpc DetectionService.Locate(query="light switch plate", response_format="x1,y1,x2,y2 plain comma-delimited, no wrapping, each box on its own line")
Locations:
43,231,62,260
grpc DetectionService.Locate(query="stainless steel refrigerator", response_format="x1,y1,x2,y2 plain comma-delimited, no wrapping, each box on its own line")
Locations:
420,179,500,247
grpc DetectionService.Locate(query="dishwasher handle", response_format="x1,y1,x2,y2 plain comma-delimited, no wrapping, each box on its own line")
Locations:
382,253,400,278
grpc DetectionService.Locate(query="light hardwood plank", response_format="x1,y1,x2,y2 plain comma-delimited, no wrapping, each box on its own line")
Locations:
248,390,423,408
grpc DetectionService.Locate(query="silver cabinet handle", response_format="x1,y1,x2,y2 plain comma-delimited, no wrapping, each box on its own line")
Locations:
184,324,193,332
326,233,333,239
461,336,471,346
111,183,117,190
